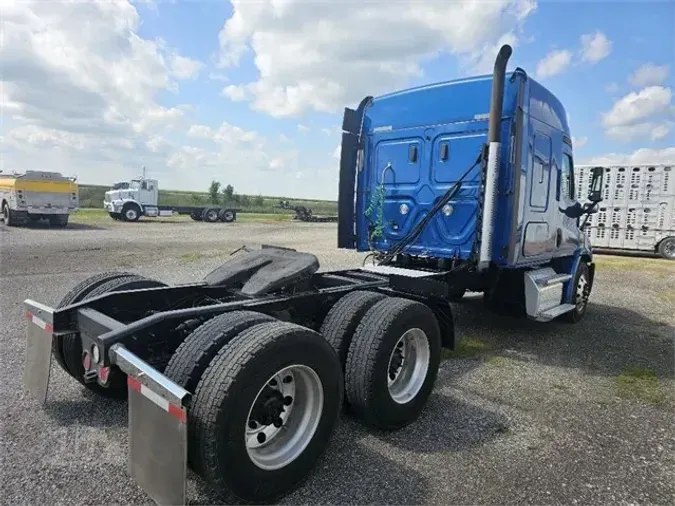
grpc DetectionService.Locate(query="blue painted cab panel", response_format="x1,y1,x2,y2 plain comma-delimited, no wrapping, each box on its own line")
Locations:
355,74,521,260
353,70,583,268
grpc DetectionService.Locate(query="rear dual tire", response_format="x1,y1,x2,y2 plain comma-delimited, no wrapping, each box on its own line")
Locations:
344,297,442,430
188,321,343,503
54,271,167,399
320,290,442,429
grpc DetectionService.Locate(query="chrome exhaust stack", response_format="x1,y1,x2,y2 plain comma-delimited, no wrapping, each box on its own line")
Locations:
478,44,512,271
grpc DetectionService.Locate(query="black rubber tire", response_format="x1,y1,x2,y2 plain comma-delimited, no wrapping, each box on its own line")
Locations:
345,297,441,430
219,209,235,223
190,321,343,503
3,203,18,227
61,274,167,399
319,290,387,370
190,211,203,221
48,214,69,228
563,262,591,323
657,237,675,260
53,271,139,375
203,207,220,223
164,310,276,394
121,203,141,222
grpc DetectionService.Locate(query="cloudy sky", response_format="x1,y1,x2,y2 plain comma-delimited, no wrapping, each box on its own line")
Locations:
2,0,674,200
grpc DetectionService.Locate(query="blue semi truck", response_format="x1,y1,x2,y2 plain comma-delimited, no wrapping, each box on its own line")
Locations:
22,45,603,505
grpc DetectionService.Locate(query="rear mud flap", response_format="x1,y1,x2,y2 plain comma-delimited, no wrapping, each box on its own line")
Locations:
112,345,190,506
23,300,55,403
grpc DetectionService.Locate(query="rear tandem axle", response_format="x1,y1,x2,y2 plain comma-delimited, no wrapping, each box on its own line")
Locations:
23,245,455,505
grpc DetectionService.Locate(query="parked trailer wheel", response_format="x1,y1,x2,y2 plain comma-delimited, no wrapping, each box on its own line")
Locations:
61,274,167,398
563,262,591,323
189,210,203,221
219,209,235,223
203,207,220,223
345,297,441,430
190,321,343,503
657,237,675,260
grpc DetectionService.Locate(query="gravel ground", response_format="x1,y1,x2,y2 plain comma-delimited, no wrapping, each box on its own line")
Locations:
1,218,674,505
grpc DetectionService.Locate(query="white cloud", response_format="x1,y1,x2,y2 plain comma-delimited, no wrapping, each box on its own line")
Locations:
579,31,611,64
222,84,248,101
187,122,258,144
628,63,670,88
572,136,588,148
651,122,673,141
535,49,572,79
170,54,203,80
297,124,309,133
602,86,672,128
605,123,655,142
216,0,538,117
581,147,675,166
333,145,341,159
1,1,335,198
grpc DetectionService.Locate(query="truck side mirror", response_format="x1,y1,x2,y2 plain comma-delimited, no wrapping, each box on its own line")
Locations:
588,166,604,203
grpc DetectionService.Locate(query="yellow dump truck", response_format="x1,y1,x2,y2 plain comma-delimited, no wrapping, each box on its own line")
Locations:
0,171,79,227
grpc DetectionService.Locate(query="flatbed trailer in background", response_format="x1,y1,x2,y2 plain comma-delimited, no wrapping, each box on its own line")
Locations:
0,170,79,227
575,164,675,259
277,200,339,222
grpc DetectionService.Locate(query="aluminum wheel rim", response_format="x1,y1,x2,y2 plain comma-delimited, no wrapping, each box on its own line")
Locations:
125,208,137,220
387,328,430,405
207,210,218,220
576,273,589,312
245,364,323,471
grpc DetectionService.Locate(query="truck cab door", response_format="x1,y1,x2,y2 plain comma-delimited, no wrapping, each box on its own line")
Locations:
139,181,157,207
556,147,582,254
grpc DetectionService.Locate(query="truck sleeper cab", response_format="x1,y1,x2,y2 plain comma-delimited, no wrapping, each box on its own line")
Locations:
338,45,604,322
21,45,603,506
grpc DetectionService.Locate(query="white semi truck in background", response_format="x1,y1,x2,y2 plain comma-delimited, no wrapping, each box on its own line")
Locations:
0,170,79,228
104,177,238,223
575,164,674,260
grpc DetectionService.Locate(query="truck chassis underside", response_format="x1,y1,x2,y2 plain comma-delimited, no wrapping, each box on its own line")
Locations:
23,245,456,505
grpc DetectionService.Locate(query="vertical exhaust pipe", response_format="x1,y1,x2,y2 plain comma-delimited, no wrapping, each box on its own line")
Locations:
478,44,512,271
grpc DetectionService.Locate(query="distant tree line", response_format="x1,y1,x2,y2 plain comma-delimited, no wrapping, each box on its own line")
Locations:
207,180,265,208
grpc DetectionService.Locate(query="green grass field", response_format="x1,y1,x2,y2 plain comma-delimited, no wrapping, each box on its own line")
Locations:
78,184,338,216
69,208,296,224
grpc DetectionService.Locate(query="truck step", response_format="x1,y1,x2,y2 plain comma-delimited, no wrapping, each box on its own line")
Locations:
538,273,572,286
537,303,576,322
524,267,570,320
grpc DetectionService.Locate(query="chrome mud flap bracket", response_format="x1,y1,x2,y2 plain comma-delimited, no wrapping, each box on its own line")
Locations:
23,300,56,403
111,345,191,506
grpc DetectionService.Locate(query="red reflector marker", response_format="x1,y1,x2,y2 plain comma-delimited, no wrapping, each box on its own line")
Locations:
98,366,110,384
82,352,91,371
126,376,186,423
